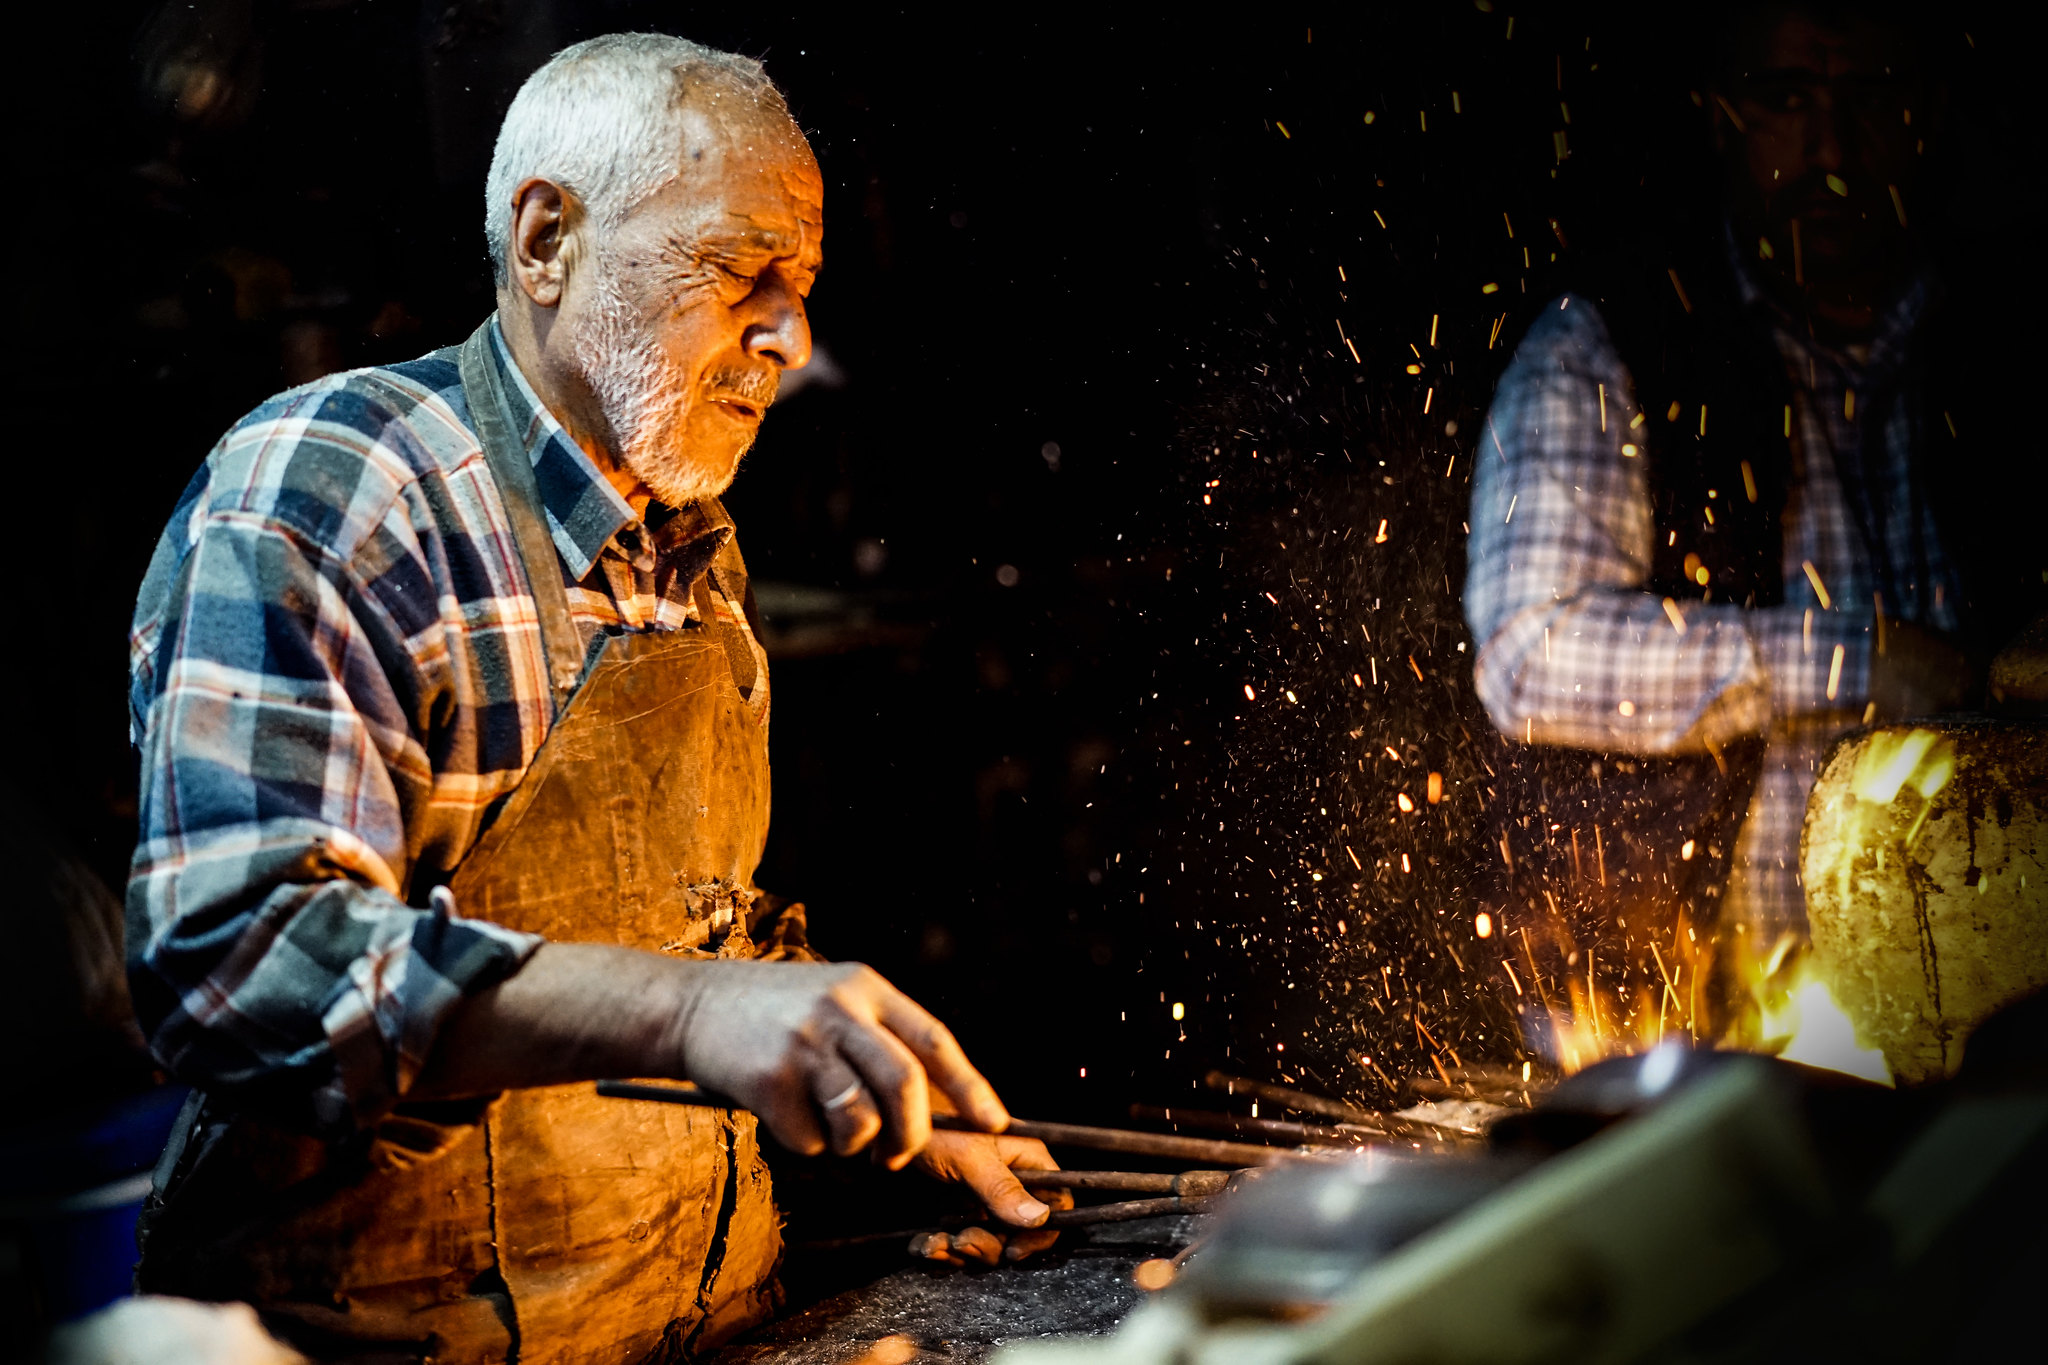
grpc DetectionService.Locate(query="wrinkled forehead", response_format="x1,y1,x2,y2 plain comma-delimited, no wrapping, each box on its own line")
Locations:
622,104,823,262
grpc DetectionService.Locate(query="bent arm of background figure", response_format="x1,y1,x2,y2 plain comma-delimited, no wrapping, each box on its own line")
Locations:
1462,299,1871,754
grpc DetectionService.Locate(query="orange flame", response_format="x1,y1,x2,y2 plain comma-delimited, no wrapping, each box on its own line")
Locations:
1521,903,1714,1075
1525,914,1891,1085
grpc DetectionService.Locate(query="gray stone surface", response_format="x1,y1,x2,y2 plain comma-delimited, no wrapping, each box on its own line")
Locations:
711,1216,1201,1364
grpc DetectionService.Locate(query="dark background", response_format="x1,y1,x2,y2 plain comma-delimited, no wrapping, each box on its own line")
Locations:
16,2,2038,1128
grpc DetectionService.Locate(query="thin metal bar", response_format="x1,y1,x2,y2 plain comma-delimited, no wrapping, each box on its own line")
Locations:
596,1080,1296,1166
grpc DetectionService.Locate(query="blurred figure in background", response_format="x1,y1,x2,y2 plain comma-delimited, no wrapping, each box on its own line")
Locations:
1464,2,2010,1024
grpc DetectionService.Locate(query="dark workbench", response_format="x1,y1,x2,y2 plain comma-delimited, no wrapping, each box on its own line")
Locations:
711,1215,1199,1364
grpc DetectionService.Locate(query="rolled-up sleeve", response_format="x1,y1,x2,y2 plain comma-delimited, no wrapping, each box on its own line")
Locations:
128,411,540,1136
1464,296,1870,754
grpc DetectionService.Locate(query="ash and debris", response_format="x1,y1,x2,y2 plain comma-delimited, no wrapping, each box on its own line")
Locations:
711,1217,1201,1365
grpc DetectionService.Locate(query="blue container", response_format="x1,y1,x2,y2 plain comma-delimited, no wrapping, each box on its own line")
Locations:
0,1085,190,1322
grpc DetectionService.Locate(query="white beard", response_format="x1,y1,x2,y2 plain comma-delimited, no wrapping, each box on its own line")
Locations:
572,249,741,508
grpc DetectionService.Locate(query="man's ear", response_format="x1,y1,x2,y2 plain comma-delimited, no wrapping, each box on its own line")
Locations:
508,178,578,309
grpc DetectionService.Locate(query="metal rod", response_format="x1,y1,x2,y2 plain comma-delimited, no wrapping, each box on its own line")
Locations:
597,1080,1296,1166
1000,1118,1293,1167
1044,1195,1214,1226
792,1194,1216,1253
1202,1069,1385,1125
1200,1070,1477,1140
1405,1077,1537,1107
1018,1169,1235,1198
1128,1104,1387,1147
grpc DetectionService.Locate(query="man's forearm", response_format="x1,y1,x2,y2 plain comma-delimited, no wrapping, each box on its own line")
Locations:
1473,592,1773,754
405,947,1013,1169
409,942,695,1100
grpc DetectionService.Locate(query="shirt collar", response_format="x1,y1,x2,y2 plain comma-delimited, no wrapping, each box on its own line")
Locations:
1720,220,1934,386
484,315,638,582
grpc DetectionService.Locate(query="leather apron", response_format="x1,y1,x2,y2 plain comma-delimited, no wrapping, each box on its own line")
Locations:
137,323,792,1364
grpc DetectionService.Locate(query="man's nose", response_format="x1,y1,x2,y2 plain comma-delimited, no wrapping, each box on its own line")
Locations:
742,272,811,372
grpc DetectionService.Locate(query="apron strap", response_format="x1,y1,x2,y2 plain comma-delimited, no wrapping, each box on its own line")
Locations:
459,320,586,716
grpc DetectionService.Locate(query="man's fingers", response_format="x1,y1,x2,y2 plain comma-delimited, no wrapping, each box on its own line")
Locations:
993,1136,1060,1172
754,1072,830,1158
811,1062,883,1157
951,1225,1005,1266
872,989,1009,1134
907,1231,959,1265
953,1141,1051,1227
837,1018,929,1168
1002,1227,1061,1262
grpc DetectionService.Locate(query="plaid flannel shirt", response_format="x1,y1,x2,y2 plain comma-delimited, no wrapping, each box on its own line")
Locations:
1466,266,1955,939
128,317,770,1135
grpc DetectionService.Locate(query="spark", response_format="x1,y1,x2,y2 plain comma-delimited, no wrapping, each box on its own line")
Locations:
1663,598,1688,635
1375,519,1390,543
1618,699,1636,716
1243,684,1257,701
1827,644,1845,701
1475,911,1493,938
1397,793,1415,813
1802,561,1833,609
1426,772,1443,803
1681,839,1696,860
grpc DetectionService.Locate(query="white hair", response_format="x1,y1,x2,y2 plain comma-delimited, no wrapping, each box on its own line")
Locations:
484,33,784,286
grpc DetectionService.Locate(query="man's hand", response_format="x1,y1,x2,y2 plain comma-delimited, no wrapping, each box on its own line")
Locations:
669,960,1010,1169
909,1132,1075,1265
412,950,1008,1170
1869,618,1975,720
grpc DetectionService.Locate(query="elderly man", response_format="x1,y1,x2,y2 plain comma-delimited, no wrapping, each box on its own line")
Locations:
1464,2,1984,1009
128,34,1057,1363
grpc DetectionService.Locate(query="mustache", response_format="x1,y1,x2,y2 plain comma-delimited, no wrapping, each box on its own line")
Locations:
1774,171,1864,216
704,365,780,408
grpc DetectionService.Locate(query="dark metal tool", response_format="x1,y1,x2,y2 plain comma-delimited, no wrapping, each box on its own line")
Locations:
597,1079,1293,1166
